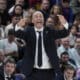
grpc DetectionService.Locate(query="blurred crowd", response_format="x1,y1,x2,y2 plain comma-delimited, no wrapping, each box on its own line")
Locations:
0,0,80,80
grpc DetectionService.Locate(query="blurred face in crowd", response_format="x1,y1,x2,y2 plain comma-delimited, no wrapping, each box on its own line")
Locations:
46,17,54,27
51,5,61,15
41,0,50,11
61,37,70,49
0,0,7,12
61,54,69,62
14,5,23,15
4,62,16,75
32,11,44,29
16,0,24,6
62,1,69,8
64,69,75,80
70,26,77,35
12,15,22,25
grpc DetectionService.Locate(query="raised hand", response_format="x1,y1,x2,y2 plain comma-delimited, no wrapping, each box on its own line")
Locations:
17,18,27,28
57,15,67,25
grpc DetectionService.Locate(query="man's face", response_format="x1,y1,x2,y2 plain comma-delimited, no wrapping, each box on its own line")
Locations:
71,26,77,34
0,0,7,11
41,0,49,11
32,11,44,29
64,69,74,79
4,62,15,75
61,54,69,62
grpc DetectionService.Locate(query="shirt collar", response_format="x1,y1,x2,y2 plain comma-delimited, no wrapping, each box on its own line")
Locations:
4,71,11,78
34,27,44,32
64,74,73,80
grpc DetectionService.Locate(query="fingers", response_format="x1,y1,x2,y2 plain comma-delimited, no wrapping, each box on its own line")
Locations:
17,18,27,27
57,15,67,25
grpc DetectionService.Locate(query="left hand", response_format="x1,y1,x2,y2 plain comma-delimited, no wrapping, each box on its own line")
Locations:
57,15,67,25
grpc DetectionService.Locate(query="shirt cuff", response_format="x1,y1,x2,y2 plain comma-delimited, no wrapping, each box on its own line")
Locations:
15,25,24,31
63,22,69,30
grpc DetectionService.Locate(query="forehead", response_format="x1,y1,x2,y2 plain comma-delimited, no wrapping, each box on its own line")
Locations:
5,62,15,67
32,11,43,17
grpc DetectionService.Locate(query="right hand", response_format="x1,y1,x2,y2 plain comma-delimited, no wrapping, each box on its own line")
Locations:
17,18,27,28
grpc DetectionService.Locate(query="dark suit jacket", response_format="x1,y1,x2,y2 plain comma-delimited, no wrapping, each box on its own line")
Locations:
15,26,69,77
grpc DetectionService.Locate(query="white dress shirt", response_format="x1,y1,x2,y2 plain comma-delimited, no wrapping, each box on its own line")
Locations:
4,72,11,80
33,27,52,69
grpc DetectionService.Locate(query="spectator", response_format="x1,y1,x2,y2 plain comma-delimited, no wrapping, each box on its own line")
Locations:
59,51,76,72
57,37,71,58
0,0,10,25
0,58,16,80
63,65,76,80
50,5,68,30
61,0,74,25
10,4,23,16
70,0,80,15
69,38,80,68
68,24,77,48
50,4,62,15
9,0,25,14
0,29,18,61
40,0,50,22
5,14,23,37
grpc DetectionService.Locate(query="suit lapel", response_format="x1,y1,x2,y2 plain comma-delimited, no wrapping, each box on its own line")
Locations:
30,27,36,57
43,27,49,52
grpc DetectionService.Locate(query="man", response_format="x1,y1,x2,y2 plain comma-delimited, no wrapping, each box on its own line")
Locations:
60,51,76,72
40,0,50,22
0,29,18,61
15,11,69,80
0,58,16,80
57,37,71,58
69,38,80,68
0,0,9,25
5,14,22,37
63,65,75,80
